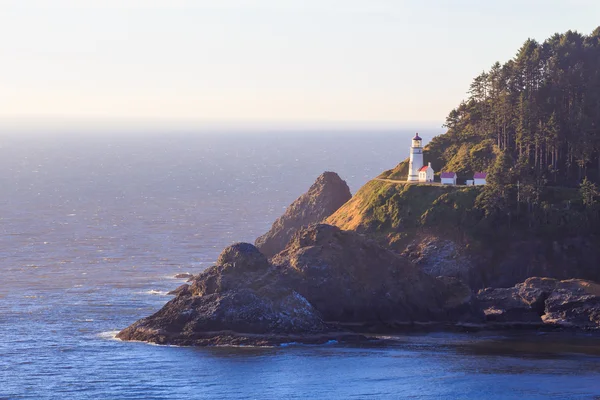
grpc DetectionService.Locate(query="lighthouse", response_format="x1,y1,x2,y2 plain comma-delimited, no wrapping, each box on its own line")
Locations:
407,133,424,182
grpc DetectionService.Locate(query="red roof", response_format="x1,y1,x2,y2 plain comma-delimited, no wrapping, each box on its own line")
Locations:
419,166,429,172
413,133,422,141
441,172,456,178
474,172,487,179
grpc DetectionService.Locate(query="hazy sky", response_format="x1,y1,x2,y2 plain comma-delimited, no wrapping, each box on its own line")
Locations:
1,0,599,128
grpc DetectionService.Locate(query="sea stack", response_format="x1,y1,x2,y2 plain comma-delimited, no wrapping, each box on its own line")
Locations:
255,171,351,257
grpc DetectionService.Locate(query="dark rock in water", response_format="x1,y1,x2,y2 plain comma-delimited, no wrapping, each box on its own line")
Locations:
174,273,194,279
118,288,333,346
476,277,557,325
255,172,351,257
118,242,362,346
118,226,478,346
477,277,600,330
516,277,559,311
543,279,600,329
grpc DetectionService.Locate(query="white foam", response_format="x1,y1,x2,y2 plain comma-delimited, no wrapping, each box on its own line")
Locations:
97,330,121,341
139,290,172,296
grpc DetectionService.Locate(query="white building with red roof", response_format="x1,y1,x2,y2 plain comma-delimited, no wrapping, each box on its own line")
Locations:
474,172,487,186
441,172,457,185
418,162,435,183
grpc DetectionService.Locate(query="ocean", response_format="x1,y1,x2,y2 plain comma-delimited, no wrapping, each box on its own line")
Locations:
1,130,599,399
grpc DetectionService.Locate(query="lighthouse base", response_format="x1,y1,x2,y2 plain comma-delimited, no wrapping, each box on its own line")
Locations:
407,174,419,182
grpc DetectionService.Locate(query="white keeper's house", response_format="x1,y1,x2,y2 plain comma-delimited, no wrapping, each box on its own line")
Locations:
419,162,435,183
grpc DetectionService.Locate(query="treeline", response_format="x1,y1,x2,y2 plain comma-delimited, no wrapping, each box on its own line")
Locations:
444,27,600,186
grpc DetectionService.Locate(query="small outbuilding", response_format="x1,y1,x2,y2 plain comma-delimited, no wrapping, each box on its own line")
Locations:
441,172,457,185
418,162,435,183
474,172,487,186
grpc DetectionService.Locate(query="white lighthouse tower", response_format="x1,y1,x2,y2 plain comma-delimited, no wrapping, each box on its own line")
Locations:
407,133,424,182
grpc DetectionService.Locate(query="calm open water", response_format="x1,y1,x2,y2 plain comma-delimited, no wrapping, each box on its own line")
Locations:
1,130,599,399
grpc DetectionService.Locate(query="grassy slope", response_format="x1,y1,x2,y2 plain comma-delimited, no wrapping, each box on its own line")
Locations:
327,180,588,250
327,181,481,249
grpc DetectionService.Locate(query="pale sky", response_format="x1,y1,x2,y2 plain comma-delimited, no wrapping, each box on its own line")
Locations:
1,0,599,128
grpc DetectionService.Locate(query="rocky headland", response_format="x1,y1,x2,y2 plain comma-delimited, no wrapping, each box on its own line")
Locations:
118,224,477,346
118,173,600,347
119,25,600,345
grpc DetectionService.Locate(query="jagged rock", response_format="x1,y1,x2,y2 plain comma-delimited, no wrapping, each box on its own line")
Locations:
167,283,191,296
174,273,194,279
543,279,600,329
217,242,270,272
272,224,478,326
476,277,558,324
255,172,351,257
476,277,600,330
117,288,333,346
517,277,559,310
118,227,479,346
118,242,362,346
403,236,477,286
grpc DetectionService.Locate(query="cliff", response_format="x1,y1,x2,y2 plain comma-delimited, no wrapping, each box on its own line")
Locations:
118,171,600,347
327,181,600,288
118,225,476,346
255,172,351,257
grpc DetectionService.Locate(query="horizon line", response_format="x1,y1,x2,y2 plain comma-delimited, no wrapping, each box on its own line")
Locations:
0,117,445,133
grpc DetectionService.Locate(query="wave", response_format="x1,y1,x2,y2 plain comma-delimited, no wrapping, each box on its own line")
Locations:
137,290,172,296
97,330,121,341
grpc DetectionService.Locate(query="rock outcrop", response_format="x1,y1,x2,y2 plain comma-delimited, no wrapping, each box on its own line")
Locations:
543,279,600,329
174,273,194,279
271,224,477,326
118,225,479,346
119,236,600,347
402,236,476,287
476,277,600,330
255,172,351,257
477,277,557,325
118,243,358,346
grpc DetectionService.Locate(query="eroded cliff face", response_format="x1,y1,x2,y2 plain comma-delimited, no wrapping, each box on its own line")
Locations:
271,224,476,326
117,225,477,346
400,234,600,289
255,172,352,257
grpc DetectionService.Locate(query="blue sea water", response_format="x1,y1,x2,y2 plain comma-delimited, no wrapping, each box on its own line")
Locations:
1,130,599,399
